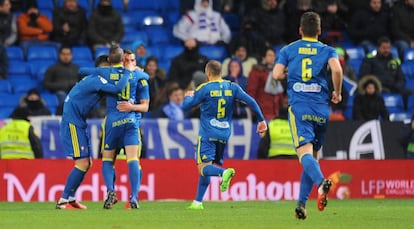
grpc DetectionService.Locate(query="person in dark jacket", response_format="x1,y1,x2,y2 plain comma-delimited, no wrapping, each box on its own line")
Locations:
391,0,414,60
42,46,80,104
18,88,51,116
0,0,17,46
167,39,209,90
352,75,389,121
52,0,88,46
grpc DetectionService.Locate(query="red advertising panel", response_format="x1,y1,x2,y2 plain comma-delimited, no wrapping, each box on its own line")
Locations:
0,159,413,202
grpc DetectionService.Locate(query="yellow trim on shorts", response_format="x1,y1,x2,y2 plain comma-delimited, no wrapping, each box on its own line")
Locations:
100,117,107,153
288,106,299,147
69,123,80,157
196,136,202,165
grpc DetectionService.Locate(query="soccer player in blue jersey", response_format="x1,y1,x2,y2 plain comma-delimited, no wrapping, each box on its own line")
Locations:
182,60,268,210
100,49,150,210
273,12,343,219
56,55,134,210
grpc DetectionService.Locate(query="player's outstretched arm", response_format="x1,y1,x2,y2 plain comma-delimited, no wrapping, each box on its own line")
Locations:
328,57,343,104
256,121,268,134
99,71,129,94
272,63,287,80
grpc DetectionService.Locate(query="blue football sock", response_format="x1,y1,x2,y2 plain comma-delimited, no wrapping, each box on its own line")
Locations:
298,171,313,207
128,159,140,201
102,160,115,192
62,166,86,199
300,154,324,187
202,164,225,176
195,175,211,202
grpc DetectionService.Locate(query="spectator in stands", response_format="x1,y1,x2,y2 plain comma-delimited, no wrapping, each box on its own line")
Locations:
284,0,313,43
0,0,17,46
52,0,88,47
223,57,248,119
391,0,414,60
227,15,267,61
221,43,257,77
187,70,207,118
402,113,414,158
0,106,43,159
87,0,124,51
359,37,406,95
246,0,286,46
352,75,389,121
247,47,284,120
168,39,209,89
0,44,8,79
18,88,51,116
17,1,55,54
319,0,348,45
132,40,149,68
173,0,231,46
335,46,358,82
348,0,391,53
154,82,189,120
145,56,167,111
43,46,80,104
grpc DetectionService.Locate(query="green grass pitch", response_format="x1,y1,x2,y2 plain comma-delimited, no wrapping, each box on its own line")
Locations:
1,199,413,229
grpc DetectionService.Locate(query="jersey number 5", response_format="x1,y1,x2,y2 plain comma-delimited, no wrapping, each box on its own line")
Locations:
217,98,226,119
301,58,312,82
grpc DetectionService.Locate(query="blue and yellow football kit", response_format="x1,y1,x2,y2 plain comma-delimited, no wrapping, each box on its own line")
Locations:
99,64,150,150
60,73,129,158
276,38,338,151
182,80,265,165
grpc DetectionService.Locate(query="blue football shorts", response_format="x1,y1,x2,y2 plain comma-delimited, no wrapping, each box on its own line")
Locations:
195,136,227,165
60,120,92,159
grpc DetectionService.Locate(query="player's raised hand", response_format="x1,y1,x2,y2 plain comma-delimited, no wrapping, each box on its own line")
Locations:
331,91,342,104
256,121,268,134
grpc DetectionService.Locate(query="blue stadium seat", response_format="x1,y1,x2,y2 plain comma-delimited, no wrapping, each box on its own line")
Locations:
158,59,171,73
36,0,55,10
94,47,110,59
382,93,405,113
121,30,149,49
41,92,59,114
121,14,138,32
404,48,414,62
347,59,362,76
345,46,365,60
144,27,171,45
146,45,163,59
9,78,39,94
0,79,11,93
39,9,53,20
389,111,412,124
402,61,414,90
29,60,55,81
163,45,184,61
141,15,164,27
406,95,414,113
6,46,24,60
93,0,124,12
223,13,240,33
7,74,32,81
159,0,180,12
199,45,228,61
0,93,22,108
72,46,93,61
72,59,94,68
130,10,162,29
26,46,58,61
164,11,180,28
343,94,354,120
129,0,159,11
8,61,32,76
0,107,14,119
